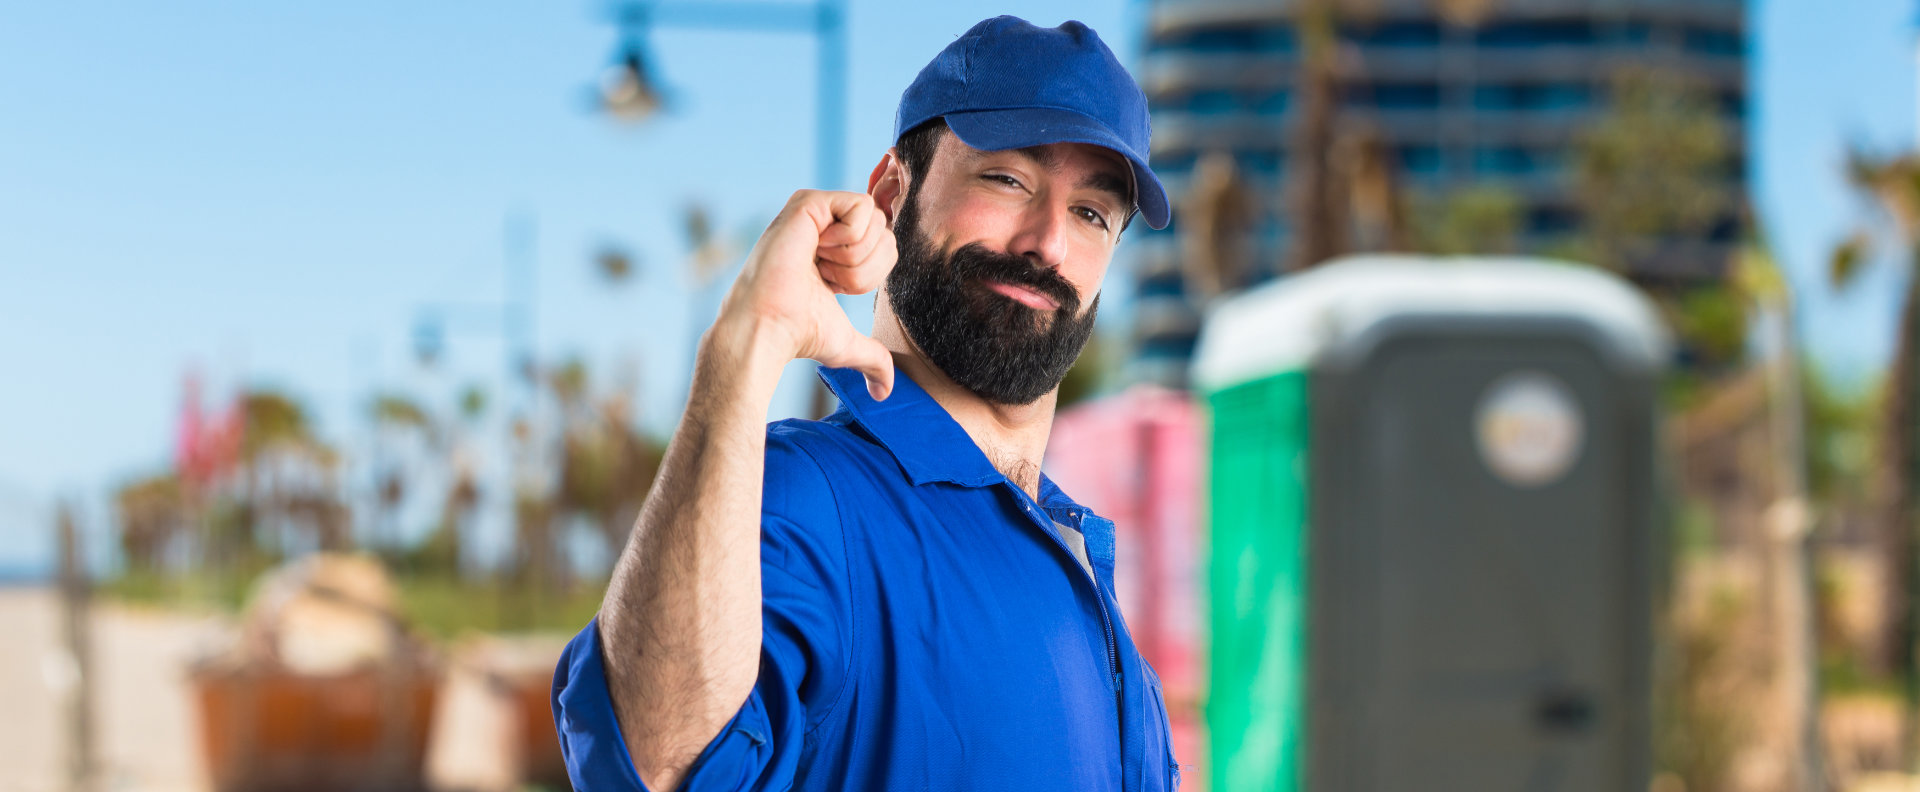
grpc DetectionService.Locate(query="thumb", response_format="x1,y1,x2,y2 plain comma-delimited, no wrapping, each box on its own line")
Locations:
845,335,896,401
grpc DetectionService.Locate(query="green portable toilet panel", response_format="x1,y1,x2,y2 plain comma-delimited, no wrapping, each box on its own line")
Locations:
1191,255,1668,792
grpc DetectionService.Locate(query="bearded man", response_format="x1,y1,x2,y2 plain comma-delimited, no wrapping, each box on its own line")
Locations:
553,16,1178,791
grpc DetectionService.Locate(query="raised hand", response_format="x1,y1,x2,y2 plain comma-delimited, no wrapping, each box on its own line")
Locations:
716,189,899,400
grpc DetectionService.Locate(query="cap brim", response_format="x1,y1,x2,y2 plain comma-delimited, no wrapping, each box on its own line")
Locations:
942,107,1170,231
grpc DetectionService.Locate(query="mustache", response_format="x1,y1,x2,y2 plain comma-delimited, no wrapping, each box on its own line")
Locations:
945,243,1080,313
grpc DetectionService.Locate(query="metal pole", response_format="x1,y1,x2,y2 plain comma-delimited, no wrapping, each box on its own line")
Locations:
815,0,845,190
56,503,95,792
814,0,850,418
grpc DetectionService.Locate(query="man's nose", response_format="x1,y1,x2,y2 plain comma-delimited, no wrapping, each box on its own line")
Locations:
1009,203,1071,271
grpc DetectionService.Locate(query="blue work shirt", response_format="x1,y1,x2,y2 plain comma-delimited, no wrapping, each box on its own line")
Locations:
552,365,1180,791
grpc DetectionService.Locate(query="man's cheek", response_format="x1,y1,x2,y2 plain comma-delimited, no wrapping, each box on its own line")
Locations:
1075,291,1102,321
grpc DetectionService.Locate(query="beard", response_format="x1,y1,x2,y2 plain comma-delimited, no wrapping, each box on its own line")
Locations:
885,189,1100,407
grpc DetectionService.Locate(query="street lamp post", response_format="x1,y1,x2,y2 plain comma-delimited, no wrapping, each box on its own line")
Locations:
597,0,850,191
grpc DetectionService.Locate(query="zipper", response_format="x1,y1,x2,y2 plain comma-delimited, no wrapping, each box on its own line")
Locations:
1090,566,1122,688
1091,565,1125,741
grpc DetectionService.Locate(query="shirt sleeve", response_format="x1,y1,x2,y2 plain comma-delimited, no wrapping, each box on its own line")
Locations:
551,428,854,791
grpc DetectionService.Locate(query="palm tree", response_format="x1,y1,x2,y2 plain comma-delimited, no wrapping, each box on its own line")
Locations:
1285,0,1346,271
548,358,665,583
370,392,435,553
238,391,347,554
1834,148,1920,770
1286,0,1502,271
114,472,186,573
1182,150,1259,300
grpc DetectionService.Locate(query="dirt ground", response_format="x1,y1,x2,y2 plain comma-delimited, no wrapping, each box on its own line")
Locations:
0,586,544,792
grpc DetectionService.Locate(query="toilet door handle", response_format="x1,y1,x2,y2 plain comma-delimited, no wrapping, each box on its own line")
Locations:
1534,688,1595,734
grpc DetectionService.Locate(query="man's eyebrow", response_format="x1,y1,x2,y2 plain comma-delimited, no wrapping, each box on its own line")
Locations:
1079,170,1132,210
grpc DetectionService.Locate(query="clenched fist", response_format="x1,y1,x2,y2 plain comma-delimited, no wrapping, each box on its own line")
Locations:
713,189,899,400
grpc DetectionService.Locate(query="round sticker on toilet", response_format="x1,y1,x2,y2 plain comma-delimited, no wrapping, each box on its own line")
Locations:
1474,371,1584,488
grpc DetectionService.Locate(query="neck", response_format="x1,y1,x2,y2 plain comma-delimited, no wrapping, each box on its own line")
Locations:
874,303,1058,500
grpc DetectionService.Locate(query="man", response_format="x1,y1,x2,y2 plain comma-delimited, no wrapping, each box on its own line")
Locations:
552,16,1176,791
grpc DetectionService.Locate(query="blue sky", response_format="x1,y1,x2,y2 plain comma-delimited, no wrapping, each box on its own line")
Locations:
0,0,1909,570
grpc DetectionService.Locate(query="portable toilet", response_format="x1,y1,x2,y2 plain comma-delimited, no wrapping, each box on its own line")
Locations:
1191,255,1668,792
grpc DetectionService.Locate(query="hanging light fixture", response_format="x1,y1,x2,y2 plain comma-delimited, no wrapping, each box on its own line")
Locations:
599,41,665,122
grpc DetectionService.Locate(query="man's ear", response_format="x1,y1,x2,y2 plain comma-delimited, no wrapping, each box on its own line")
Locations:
868,150,906,229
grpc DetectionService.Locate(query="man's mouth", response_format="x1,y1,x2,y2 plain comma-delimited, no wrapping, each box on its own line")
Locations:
983,280,1061,311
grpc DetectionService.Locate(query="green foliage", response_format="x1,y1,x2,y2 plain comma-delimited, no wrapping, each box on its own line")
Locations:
114,471,185,572
557,424,662,529
1848,149,1920,239
1673,498,1718,558
549,358,590,405
397,575,608,639
1575,67,1734,271
389,521,463,579
1658,370,1709,413
1829,232,1870,288
371,393,433,432
1409,183,1524,256
1572,66,1748,378
1803,366,1878,503
104,567,606,639
100,554,277,614
115,386,343,578
1670,287,1748,370
1814,558,1902,697
242,390,329,462
458,384,488,421
203,497,278,567
596,246,635,285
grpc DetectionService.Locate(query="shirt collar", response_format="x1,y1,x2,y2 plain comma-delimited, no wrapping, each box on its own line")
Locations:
818,365,1004,488
817,365,1110,566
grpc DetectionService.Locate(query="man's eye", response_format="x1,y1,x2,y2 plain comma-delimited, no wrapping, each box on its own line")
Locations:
1076,207,1110,229
984,174,1023,189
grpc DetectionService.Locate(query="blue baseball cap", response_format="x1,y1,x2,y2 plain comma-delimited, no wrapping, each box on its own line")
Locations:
894,16,1170,230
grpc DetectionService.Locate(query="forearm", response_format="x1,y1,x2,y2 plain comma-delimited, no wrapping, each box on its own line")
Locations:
598,317,791,790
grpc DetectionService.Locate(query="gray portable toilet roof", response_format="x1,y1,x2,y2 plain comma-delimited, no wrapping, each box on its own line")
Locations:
1191,255,1671,392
